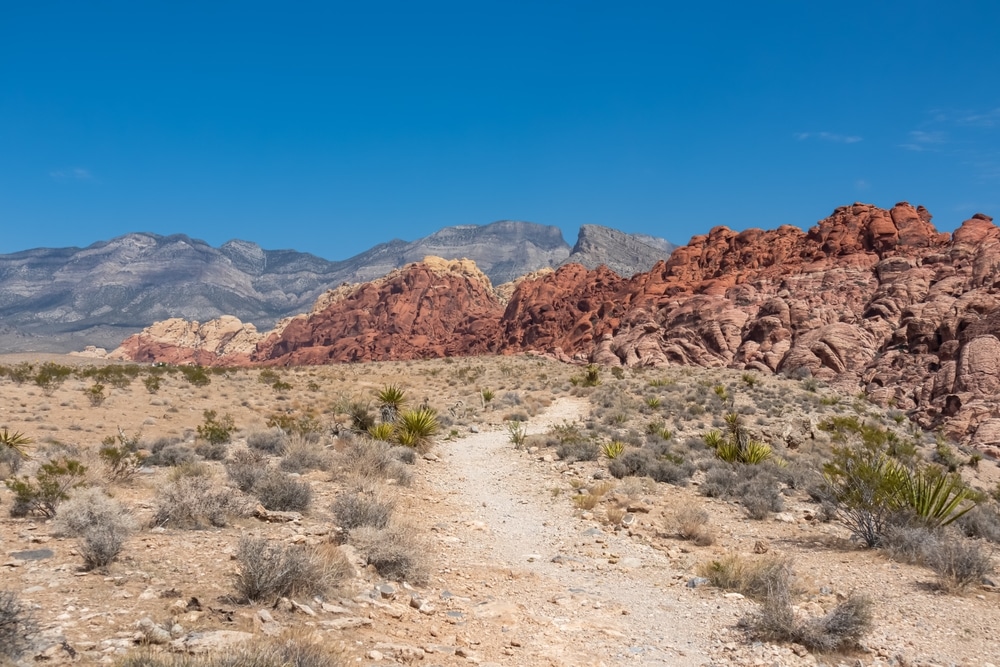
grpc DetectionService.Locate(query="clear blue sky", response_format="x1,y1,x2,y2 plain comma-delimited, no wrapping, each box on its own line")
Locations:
3,1,1000,260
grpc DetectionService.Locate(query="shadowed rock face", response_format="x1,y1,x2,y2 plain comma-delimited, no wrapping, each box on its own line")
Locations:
111,202,1000,454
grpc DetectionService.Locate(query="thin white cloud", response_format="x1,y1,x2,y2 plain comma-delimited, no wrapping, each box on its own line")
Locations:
956,108,1000,128
855,179,871,191
49,167,94,181
899,130,949,152
795,131,863,144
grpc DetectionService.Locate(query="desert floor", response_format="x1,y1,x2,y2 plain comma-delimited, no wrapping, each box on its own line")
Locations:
1,353,998,666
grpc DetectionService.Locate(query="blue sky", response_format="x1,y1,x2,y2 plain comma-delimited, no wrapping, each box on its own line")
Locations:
3,1,1000,260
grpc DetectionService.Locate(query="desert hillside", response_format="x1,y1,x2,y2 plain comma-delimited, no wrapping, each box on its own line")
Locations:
1,355,998,666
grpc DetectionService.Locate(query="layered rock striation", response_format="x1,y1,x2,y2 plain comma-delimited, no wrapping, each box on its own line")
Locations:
112,203,1000,452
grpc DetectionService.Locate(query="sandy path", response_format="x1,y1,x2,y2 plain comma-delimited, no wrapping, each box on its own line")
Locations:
421,397,720,666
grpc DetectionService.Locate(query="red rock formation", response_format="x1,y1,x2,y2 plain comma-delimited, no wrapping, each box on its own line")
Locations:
254,257,504,365
111,204,1000,453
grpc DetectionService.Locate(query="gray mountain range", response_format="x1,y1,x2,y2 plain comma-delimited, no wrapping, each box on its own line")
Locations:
0,221,674,353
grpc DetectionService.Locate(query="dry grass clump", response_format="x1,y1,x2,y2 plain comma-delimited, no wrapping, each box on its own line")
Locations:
697,552,793,601
673,506,715,546
608,448,694,486
278,435,331,473
152,475,252,529
926,537,995,592
699,462,783,520
116,632,346,666
348,522,429,584
334,437,412,486
882,525,995,591
246,427,289,455
233,535,351,603
331,487,396,532
53,488,136,571
741,587,873,652
0,590,36,662
225,449,312,512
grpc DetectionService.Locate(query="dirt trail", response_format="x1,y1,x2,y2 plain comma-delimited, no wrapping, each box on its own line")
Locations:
420,397,723,666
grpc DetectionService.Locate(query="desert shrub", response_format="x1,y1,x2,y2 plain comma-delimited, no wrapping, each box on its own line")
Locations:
34,361,72,394
824,441,976,547
146,441,196,467
233,535,345,603
608,448,693,485
197,410,235,446
79,520,132,571
347,402,375,433
674,507,714,546
741,587,873,652
608,448,657,478
881,523,941,565
331,488,395,531
100,429,146,482
194,441,227,461
53,487,131,536
389,445,417,465
335,438,411,486
957,504,1000,543
266,413,322,441
6,457,87,517
0,590,36,661
740,472,784,520
279,437,330,473
349,523,429,584
556,439,600,462
926,535,995,592
51,472,136,569
253,470,312,512
142,374,161,393
225,449,270,493
697,553,792,602
247,428,289,455
84,382,107,406
179,365,211,387
700,465,739,498
152,476,251,529
116,635,347,667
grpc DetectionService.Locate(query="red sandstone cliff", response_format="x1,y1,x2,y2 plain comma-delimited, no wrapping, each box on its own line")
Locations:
112,204,1000,453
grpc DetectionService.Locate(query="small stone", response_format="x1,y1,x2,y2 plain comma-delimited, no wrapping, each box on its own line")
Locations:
377,583,396,599
686,577,709,588
367,650,384,661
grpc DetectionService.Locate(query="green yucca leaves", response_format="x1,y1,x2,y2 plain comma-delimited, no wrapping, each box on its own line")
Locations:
396,408,439,452
601,440,627,460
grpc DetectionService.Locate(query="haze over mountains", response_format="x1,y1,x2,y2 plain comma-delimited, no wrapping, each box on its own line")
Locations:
0,221,674,353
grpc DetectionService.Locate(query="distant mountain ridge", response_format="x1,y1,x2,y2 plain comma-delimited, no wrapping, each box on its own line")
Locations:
0,221,674,352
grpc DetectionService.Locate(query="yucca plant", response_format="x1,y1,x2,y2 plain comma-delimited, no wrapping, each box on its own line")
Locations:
903,469,974,527
645,396,662,409
0,429,32,460
740,441,774,465
367,422,396,442
395,408,439,452
376,384,406,423
506,420,526,448
582,364,601,387
601,440,627,459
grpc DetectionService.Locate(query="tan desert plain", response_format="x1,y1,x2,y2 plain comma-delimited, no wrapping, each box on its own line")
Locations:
0,351,999,667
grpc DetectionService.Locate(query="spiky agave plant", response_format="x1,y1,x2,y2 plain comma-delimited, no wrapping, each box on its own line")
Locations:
367,422,396,442
395,408,439,452
0,428,32,459
376,384,407,423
